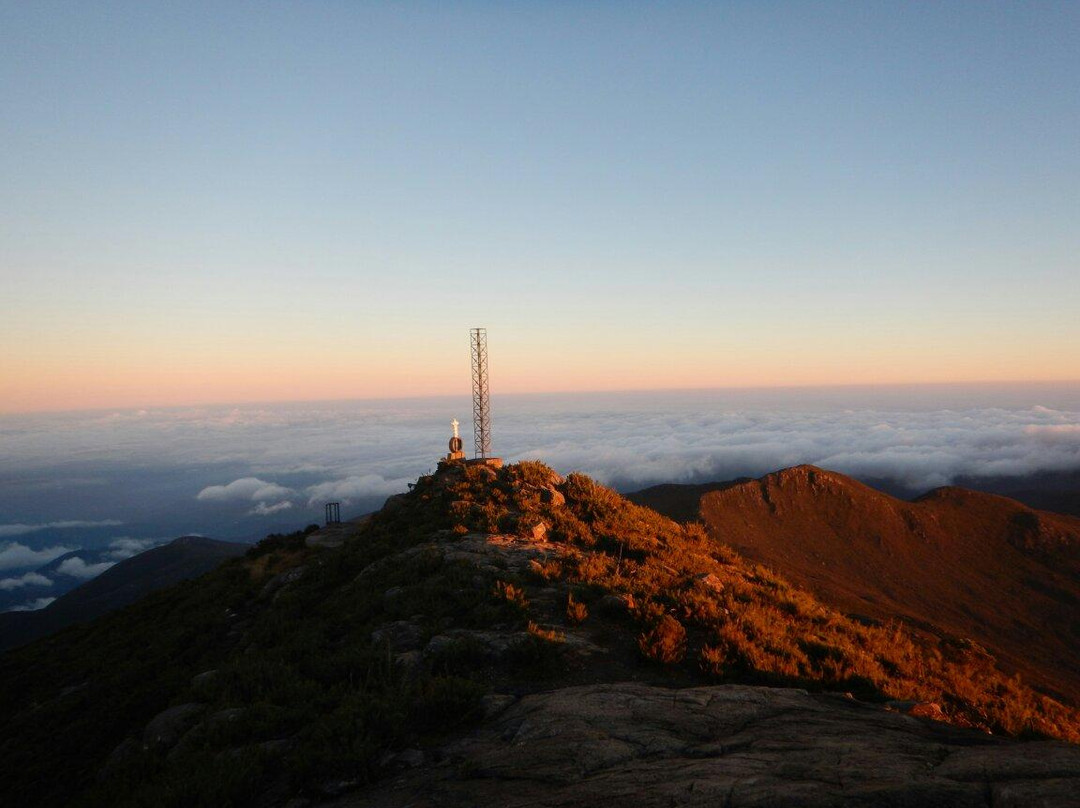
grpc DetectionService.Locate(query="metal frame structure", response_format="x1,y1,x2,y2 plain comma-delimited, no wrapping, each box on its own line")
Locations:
470,327,492,458
324,501,341,526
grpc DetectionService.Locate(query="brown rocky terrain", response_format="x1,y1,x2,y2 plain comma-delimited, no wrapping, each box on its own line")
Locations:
632,465,1080,706
3,461,1079,806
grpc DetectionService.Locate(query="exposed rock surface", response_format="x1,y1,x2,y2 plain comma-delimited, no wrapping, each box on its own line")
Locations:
306,515,372,549
339,682,1080,808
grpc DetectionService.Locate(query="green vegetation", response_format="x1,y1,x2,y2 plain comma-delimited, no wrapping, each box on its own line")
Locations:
1,459,1077,807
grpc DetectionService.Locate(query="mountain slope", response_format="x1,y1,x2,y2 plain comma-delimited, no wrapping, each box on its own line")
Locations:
0,462,1077,807
0,536,248,652
634,465,1080,705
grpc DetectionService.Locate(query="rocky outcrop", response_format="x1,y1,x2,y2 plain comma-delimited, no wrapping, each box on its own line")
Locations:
340,682,1080,808
306,515,372,549
142,703,205,751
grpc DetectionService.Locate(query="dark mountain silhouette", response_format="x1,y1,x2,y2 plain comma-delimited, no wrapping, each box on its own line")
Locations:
631,465,1080,705
1,463,1077,807
0,546,115,613
954,467,1080,517
0,536,248,652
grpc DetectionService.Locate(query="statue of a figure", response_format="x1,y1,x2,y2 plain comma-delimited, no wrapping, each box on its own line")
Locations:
447,418,464,460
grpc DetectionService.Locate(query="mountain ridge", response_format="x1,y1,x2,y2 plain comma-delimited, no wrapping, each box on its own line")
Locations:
0,535,249,652
631,464,1080,705
2,461,1078,806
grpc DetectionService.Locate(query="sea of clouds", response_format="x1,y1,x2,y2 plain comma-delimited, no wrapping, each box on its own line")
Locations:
1,384,1078,610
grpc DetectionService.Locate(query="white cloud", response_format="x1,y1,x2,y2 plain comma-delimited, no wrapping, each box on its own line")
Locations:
305,474,411,507
0,520,122,538
9,596,56,612
1024,424,1080,437
0,571,53,591
104,537,168,560
3,391,1079,546
250,500,294,516
0,542,75,571
196,477,293,503
55,557,116,580
506,402,1080,493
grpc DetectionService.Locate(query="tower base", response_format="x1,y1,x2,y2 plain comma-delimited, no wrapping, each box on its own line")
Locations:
466,457,503,469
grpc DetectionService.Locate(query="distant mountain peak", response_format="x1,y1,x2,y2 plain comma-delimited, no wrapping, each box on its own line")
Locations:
635,465,1080,706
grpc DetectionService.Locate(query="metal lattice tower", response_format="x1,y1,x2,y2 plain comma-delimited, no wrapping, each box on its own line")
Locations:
470,327,492,459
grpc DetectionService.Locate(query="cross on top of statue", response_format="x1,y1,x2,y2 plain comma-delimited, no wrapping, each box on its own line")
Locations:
445,417,465,462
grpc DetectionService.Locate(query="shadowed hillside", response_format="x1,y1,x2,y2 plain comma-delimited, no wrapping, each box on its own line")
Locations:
1,462,1078,807
632,465,1080,705
0,537,249,652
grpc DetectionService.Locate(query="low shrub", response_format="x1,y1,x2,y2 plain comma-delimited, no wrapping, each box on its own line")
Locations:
565,593,588,626
638,615,687,665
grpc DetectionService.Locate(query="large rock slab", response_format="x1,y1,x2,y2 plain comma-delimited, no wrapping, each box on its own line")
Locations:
336,682,1080,807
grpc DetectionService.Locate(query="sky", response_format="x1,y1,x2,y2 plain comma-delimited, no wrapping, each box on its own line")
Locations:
1,2,1078,413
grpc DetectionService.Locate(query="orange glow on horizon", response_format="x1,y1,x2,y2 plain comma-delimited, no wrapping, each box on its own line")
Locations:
3,351,1078,416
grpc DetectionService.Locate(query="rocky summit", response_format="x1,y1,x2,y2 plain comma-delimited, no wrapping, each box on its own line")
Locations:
2,460,1079,807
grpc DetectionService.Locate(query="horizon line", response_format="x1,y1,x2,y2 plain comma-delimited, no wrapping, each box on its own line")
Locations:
5,377,1080,418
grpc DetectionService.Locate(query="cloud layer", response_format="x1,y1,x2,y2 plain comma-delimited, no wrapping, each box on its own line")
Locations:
0,542,75,571
0,520,122,538
10,597,56,612
250,500,294,516
505,402,1080,492
55,556,116,580
0,571,53,591
304,474,412,507
196,478,293,503
105,537,165,560
3,387,1079,544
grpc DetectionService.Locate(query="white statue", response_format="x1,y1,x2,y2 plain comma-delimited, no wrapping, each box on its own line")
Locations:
451,418,460,439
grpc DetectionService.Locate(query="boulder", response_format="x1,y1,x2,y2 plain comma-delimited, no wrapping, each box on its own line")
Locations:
597,593,634,616
694,572,724,592
143,703,205,751
260,565,306,598
540,488,566,507
371,620,424,652
523,519,549,542
190,669,219,690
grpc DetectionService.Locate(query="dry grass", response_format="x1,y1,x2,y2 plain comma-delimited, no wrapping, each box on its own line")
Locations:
441,461,1080,743
493,580,529,610
565,593,588,626
528,558,563,583
528,621,564,643
638,615,687,665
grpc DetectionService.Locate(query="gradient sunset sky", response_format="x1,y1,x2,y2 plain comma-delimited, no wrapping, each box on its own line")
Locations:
2,2,1077,414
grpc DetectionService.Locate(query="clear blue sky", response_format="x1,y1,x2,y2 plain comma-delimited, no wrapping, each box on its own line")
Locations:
2,2,1077,412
